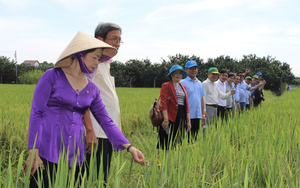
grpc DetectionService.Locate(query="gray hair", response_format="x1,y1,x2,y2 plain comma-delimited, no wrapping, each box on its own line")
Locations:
94,22,122,40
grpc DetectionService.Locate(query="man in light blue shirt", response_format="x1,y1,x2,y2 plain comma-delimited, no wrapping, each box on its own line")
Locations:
180,60,206,140
237,71,264,112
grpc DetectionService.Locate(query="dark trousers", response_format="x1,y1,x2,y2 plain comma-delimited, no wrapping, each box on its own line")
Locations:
225,108,233,120
157,105,186,150
29,157,83,188
253,97,262,107
86,138,113,183
240,102,246,112
217,106,226,120
189,118,200,142
246,104,250,110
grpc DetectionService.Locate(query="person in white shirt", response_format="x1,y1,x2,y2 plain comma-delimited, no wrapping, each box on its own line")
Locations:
232,75,241,114
215,69,229,120
225,73,236,118
83,22,123,183
202,67,236,128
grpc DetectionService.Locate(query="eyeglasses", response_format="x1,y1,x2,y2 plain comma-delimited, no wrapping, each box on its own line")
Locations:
106,38,124,45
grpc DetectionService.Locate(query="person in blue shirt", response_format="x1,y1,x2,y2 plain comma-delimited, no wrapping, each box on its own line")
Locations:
236,71,265,112
256,72,265,100
251,75,266,107
180,60,206,141
244,76,252,110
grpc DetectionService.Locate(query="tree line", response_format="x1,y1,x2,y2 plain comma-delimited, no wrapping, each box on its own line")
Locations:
0,56,54,84
1,54,297,94
110,54,295,95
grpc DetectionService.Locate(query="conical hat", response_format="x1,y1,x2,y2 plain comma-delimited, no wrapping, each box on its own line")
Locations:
55,31,117,67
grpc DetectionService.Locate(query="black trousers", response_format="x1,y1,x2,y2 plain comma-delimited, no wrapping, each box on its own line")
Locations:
85,138,113,183
225,108,233,120
29,157,83,188
246,104,250,110
157,105,186,150
189,118,200,142
217,106,226,120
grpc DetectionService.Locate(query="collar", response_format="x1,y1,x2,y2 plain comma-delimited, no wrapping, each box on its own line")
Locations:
187,76,198,82
206,78,215,85
217,79,224,85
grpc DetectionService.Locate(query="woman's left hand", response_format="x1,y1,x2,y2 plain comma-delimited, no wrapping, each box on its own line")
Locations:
128,147,148,165
187,122,191,132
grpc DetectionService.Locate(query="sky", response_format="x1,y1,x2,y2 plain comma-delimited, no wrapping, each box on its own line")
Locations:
1,0,300,76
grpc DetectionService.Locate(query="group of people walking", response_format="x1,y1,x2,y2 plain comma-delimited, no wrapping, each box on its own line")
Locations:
157,61,266,150
24,21,267,187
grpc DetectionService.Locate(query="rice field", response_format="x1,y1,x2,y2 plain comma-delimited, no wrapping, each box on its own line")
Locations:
1,84,300,187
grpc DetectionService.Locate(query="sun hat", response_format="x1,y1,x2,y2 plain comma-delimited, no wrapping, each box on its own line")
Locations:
256,72,262,76
166,65,188,80
55,31,117,68
185,60,199,69
208,67,220,74
253,75,259,79
245,76,252,80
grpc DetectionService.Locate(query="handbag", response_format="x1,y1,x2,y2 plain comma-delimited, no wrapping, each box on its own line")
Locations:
149,88,171,132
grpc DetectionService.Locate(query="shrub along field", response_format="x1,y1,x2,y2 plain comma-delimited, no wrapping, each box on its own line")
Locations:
0,84,300,187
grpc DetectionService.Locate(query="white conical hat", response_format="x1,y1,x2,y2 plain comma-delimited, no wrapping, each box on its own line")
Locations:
55,31,117,67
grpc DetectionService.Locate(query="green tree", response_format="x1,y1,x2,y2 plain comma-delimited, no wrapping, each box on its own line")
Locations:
18,69,44,84
0,56,16,83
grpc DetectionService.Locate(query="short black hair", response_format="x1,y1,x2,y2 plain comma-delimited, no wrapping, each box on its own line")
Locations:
237,71,244,75
228,72,235,78
219,69,229,74
94,22,122,40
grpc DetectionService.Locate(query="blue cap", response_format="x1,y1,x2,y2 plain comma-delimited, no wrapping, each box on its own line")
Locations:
257,72,262,76
166,65,188,80
185,60,199,69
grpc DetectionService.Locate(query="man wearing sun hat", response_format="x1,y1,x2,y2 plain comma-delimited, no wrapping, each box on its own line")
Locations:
83,22,123,182
202,67,236,127
180,60,206,141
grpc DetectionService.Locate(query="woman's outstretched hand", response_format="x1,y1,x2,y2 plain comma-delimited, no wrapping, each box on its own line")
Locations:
128,146,148,165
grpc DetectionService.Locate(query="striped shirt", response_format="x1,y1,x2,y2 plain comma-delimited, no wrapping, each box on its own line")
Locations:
175,84,186,105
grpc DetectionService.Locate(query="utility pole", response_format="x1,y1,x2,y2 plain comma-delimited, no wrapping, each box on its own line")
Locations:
15,51,18,84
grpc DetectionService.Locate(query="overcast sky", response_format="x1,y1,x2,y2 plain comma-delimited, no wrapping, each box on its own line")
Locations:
1,0,299,76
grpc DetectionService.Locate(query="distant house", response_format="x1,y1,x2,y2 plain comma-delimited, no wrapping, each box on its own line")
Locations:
23,60,39,67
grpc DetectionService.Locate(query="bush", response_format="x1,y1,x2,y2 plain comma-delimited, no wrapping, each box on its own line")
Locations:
19,70,44,84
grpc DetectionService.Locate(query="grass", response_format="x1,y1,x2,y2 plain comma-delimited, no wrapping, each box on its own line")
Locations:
0,84,300,187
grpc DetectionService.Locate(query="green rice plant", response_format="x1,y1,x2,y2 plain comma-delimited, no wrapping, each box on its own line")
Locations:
1,85,300,187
